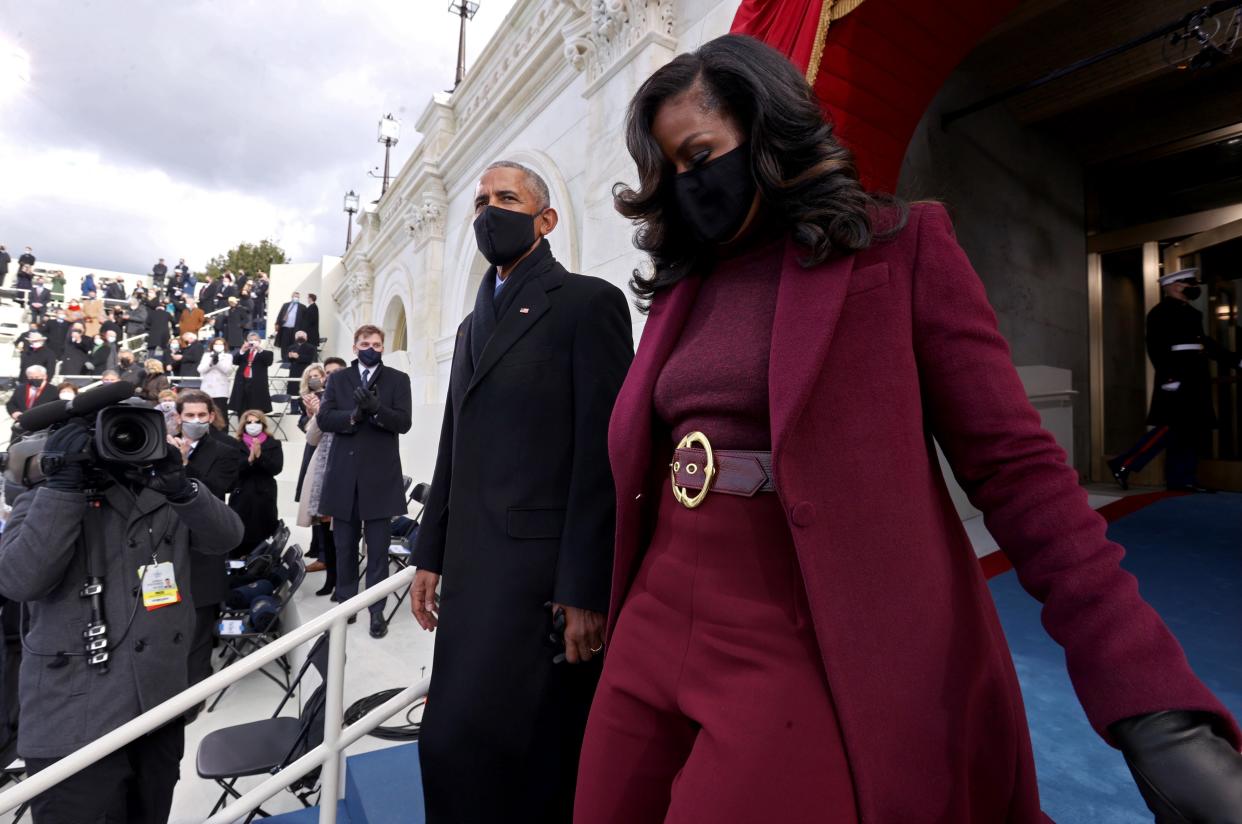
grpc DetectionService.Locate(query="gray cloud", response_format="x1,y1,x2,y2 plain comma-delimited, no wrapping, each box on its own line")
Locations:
1,0,513,273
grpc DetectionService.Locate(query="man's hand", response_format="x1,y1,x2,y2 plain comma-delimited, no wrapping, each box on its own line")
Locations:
169,435,191,463
411,570,440,631
553,603,605,664
134,444,195,501
353,386,380,415
43,419,93,491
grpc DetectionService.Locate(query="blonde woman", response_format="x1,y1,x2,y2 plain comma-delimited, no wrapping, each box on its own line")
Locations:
141,358,170,402
295,362,340,595
228,410,284,557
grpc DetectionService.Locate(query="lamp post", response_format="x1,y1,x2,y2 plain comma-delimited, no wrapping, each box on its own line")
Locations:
377,114,400,196
448,1,480,90
343,190,359,251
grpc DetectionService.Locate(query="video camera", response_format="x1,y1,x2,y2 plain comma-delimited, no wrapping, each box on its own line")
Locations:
2,381,168,488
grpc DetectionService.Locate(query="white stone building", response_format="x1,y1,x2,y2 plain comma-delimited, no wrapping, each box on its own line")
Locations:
311,0,740,483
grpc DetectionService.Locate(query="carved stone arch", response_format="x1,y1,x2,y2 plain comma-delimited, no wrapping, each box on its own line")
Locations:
373,265,414,352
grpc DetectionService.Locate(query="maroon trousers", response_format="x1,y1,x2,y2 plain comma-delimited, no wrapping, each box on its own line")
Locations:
575,483,858,823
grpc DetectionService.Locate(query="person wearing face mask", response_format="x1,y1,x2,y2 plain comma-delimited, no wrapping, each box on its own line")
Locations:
172,390,241,698
295,363,338,594
223,296,248,351
88,330,122,378
228,411,283,558
123,297,148,340
571,36,1242,824
285,330,316,414
81,289,105,338
409,160,632,824
170,332,204,378
5,365,57,424
59,327,93,377
56,382,78,402
42,310,69,361
28,277,52,324
17,331,57,379
198,337,235,423
317,325,412,639
178,296,206,337
1108,268,1242,492
146,297,174,355
228,334,273,418
273,291,305,357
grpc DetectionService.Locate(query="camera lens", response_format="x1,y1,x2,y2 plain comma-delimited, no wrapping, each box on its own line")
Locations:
106,419,150,456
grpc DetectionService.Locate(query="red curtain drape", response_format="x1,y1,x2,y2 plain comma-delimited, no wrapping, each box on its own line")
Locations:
731,0,1021,192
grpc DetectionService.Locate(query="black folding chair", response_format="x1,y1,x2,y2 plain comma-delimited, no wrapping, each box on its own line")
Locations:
208,545,306,713
267,393,292,440
198,633,331,820
384,482,430,626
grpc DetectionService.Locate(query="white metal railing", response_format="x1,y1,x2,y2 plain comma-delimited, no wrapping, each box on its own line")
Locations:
0,564,425,824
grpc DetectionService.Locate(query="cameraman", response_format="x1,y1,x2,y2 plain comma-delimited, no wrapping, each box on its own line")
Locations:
0,408,244,823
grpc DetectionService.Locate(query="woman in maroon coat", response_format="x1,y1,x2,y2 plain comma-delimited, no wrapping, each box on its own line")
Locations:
573,35,1242,823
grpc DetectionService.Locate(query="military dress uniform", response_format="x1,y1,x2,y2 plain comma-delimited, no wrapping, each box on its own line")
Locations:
1110,269,1241,489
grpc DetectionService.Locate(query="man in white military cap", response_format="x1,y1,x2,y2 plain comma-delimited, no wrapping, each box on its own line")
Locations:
1109,268,1242,490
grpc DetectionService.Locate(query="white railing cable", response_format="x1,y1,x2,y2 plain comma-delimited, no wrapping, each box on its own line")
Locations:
0,564,422,823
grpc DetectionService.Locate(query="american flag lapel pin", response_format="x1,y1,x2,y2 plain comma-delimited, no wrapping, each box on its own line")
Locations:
519,307,530,314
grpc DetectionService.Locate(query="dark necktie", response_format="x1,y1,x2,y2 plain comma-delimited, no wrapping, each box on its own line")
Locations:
362,368,371,387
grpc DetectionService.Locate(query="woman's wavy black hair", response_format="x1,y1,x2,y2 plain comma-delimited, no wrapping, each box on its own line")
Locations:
615,34,906,309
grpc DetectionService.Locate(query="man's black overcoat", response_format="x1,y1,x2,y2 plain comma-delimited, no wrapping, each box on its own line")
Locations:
186,434,242,605
411,244,633,823
316,362,412,521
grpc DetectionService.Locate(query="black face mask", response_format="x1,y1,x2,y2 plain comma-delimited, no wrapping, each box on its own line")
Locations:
357,347,382,368
29,379,43,387
1183,285,1202,300
473,205,540,267
673,143,757,245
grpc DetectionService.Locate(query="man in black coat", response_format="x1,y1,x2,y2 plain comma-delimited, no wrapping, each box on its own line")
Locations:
0,245,9,288
18,332,57,380
410,161,633,824
1110,267,1241,490
229,333,273,414
17,247,34,270
199,276,223,314
170,332,204,378
152,258,168,291
27,277,51,324
285,331,316,413
41,310,69,361
104,277,126,301
176,390,242,692
304,294,321,350
317,325,412,638
146,300,173,353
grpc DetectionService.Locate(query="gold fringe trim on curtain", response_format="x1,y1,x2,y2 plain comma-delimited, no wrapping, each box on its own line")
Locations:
806,0,870,85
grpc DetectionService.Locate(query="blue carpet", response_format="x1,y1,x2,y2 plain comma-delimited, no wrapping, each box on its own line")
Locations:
989,493,1242,823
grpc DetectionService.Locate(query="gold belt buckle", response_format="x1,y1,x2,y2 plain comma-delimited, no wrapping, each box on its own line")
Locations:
671,431,717,510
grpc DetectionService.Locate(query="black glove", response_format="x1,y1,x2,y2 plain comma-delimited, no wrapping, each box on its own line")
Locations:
353,386,380,416
1111,710,1242,822
42,419,93,491
133,444,196,502
211,352,219,365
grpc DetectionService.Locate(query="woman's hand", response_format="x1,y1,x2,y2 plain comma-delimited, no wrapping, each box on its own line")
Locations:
248,440,262,463
1111,711,1242,820
302,392,320,416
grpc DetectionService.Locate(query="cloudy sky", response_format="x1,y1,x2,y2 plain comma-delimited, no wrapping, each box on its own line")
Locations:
1,0,515,274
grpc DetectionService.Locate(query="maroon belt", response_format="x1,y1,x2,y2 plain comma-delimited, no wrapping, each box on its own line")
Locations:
670,431,775,509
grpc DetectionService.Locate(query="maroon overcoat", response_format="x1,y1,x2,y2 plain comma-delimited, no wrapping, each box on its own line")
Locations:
604,203,1240,821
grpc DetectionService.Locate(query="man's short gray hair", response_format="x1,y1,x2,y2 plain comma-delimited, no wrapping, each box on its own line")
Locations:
25,365,46,377
484,160,551,211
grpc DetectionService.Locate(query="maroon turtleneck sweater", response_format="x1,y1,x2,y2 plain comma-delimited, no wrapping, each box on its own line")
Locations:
653,235,785,451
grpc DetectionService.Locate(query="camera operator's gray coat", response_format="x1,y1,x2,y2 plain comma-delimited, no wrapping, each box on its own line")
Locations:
0,483,243,758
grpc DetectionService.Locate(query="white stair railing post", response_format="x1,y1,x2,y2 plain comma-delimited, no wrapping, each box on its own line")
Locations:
319,617,349,824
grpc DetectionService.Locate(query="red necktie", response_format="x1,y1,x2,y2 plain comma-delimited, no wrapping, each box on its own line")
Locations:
26,386,37,407
244,350,256,378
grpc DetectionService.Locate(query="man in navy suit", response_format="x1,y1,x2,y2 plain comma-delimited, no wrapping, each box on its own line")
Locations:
316,324,412,638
